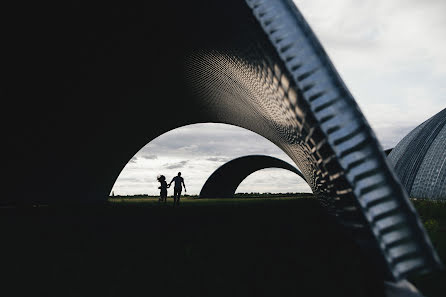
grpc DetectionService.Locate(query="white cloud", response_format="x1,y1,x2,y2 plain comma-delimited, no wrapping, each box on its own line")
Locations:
164,160,189,170
236,168,311,193
112,124,311,196
294,0,446,148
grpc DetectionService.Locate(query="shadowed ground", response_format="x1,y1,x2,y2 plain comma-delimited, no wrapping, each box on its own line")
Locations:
1,197,444,297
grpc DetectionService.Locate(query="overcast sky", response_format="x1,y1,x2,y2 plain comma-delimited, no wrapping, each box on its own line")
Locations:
111,0,445,196
112,124,312,195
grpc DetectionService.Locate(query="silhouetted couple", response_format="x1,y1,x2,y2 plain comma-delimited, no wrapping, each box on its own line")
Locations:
157,172,187,207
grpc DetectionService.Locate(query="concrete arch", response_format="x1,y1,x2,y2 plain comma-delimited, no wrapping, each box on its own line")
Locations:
4,0,441,284
199,155,307,198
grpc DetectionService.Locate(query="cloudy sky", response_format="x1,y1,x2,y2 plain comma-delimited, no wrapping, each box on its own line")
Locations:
112,124,311,195
112,0,445,196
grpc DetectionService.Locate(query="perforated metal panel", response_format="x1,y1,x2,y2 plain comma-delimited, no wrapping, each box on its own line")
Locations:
182,0,443,280
388,109,446,199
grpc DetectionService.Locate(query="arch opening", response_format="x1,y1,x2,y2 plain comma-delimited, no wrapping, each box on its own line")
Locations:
198,155,310,199
235,168,312,195
111,123,311,197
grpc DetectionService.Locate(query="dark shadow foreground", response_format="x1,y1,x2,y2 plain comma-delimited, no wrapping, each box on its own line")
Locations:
1,198,394,297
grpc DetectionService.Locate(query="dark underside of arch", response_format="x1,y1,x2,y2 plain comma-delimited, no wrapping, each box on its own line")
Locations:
3,0,441,283
199,155,306,198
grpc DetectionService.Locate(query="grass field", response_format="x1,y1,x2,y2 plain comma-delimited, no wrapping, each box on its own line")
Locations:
108,195,314,206
1,196,445,297
407,199,446,296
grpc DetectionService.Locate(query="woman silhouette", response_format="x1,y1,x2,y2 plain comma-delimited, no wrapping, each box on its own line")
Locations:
157,175,169,203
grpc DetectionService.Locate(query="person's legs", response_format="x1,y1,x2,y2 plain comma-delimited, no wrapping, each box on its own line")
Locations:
173,188,179,206
175,187,182,206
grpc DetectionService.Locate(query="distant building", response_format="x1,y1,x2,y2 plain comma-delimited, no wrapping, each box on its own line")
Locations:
388,108,446,199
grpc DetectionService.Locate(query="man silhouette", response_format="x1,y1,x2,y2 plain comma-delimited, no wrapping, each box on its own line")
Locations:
169,172,186,206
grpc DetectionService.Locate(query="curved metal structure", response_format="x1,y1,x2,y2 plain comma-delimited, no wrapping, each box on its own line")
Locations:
199,155,306,198
388,108,446,199
4,0,442,290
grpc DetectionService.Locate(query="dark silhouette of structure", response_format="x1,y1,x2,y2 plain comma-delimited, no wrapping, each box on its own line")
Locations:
3,0,442,295
384,148,393,156
388,108,446,200
199,155,306,198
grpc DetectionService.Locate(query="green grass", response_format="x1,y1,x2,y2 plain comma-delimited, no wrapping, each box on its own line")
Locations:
108,195,314,207
408,199,446,296
410,199,446,263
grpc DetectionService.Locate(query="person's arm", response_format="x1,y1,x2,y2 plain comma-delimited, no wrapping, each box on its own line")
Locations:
182,179,186,192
